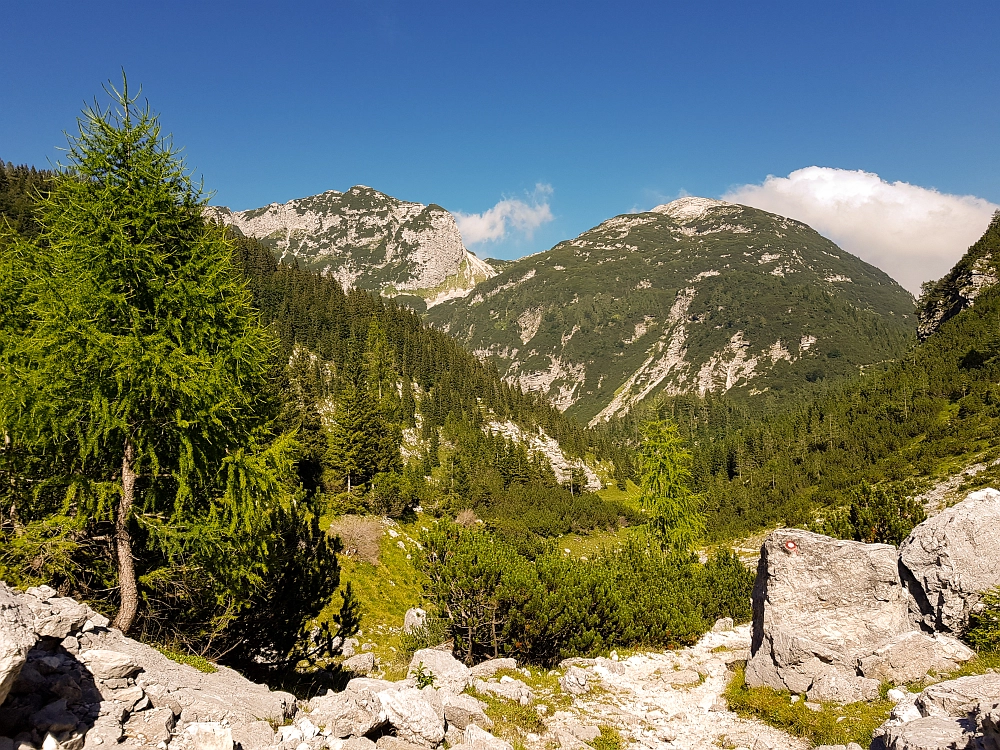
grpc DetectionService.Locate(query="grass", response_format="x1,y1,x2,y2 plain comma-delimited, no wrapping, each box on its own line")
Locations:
155,647,218,674
491,667,574,711
589,726,623,750
315,517,427,677
723,663,892,749
467,685,547,747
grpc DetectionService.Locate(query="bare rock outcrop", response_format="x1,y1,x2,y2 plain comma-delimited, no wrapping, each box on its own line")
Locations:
899,487,1000,634
745,529,911,699
0,582,35,705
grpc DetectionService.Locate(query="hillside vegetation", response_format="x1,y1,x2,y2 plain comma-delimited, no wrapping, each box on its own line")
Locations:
428,197,916,425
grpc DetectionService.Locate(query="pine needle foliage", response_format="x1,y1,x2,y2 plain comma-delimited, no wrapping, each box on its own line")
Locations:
0,78,343,663
636,420,705,553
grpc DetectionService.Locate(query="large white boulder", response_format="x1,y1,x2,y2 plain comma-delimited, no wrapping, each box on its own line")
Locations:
746,529,912,697
309,688,386,738
408,649,470,693
899,487,1000,634
0,581,36,705
377,687,445,747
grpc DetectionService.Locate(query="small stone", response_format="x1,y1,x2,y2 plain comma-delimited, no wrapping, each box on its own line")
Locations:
80,650,140,680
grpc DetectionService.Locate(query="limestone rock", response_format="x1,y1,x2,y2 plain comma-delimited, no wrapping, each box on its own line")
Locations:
746,529,911,694
899,488,1000,634
377,687,445,747
440,692,490,729
0,583,36,706
916,673,1000,719
559,666,590,695
231,721,277,750
80,650,141,680
340,739,376,750
344,677,398,694
29,700,78,734
408,649,470,693
858,631,975,683
375,737,426,750
21,593,89,641
342,653,376,676
123,706,176,744
977,701,1000,750
468,658,517,679
403,609,427,635
308,688,386,738
877,716,975,750
464,724,513,750
554,731,588,750
712,617,735,633
806,671,880,703
182,722,235,750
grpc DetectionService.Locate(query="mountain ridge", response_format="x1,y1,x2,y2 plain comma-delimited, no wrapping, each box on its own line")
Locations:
427,196,916,424
209,185,496,306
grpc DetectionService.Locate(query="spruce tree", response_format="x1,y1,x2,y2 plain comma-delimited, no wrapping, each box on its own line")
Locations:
0,79,284,633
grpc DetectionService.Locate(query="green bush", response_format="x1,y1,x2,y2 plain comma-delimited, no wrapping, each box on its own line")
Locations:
419,525,753,665
967,587,1000,652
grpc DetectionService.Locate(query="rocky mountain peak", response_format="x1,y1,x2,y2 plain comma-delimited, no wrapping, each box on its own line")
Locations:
650,196,736,222
209,187,496,306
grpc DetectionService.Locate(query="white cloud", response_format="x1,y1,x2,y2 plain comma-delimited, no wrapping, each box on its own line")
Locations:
724,167,999,295
455,184,554,245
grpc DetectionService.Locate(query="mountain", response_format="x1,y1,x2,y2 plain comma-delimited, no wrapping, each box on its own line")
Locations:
427,197,917,424
917,210,1000,340
210,186,496,307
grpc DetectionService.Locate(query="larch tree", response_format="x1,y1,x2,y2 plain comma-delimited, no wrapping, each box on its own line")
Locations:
0,79,287,633
636,420,705,554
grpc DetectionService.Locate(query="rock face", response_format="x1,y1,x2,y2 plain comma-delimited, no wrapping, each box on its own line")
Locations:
403,608,428,635
746,529,911,699
0,583,35,705
899,487,1000,634
0,583,294,750
209,187,496,306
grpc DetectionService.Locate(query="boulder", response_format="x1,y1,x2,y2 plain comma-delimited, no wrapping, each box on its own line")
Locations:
440,692,491,729
377,687,445,747
403,609,427,635
408,649,470,693
712,617,735,633
899,488,1000,634
858,631,975,683
342,653,376,676
183,722,235,750
0,583,36,705
80,649,141,680
308,688,386,738
916,673,1000,719
345,677,398,694
746,529,912,695
341,739,377,750
123,706,176,744
29,700,78,733
555,731,589,750
21,592,89,641
464,725,512,750
807,671,880,703
877,716,975,750
559,666,590,696
468,658,517,679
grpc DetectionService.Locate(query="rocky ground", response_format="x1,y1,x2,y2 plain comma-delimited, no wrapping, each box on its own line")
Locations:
534,623,807,750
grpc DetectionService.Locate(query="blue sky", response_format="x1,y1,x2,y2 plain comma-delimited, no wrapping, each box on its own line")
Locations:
2,0,998,287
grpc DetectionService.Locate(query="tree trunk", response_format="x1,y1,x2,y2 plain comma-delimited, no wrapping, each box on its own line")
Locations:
113,437,139,633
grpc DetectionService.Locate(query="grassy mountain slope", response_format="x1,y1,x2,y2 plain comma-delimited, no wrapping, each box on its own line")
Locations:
428,197,916,425
595,215,1000,540
211,186,496,305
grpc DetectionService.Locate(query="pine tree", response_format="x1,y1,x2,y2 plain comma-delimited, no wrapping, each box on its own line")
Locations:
0,79,286,633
